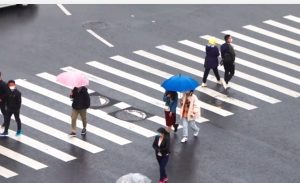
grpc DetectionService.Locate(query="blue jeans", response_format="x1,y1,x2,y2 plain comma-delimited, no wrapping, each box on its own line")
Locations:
182,117,199,137
156,154,169,180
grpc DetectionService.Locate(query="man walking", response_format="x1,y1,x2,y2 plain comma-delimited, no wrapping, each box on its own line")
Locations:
0,80,22,137
220,34,236,89
69,86,90,137
0,72,8,128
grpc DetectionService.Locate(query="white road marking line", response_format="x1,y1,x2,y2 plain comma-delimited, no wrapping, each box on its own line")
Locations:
7,129,76,162
201,35,300,72
157,45,300,98
56,4,71,16
0,145,47,170
61,66,209,124
87,61,236,115
180,39,300,86
86,29,114,47
16,114,103,154
222,30,300,59
0,166,18,178
243,25,300,47
284,15,300,23
23,76,155,138
113,102,131,109
133,50,280,103
264,20,300,35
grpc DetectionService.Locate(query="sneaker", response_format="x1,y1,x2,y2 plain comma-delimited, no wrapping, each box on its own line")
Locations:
163,177,169,182
201,82,207,87
158,180,164,183
16,130,22,136
193,130,199,137
217,80,222,85
69,132,76,137
181,137,188,143
0,132,8,137
222,81,228,90
173,124,179,132
81,128,87,135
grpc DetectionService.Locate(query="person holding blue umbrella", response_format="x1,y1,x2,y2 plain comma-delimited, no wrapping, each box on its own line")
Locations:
179,90,200,143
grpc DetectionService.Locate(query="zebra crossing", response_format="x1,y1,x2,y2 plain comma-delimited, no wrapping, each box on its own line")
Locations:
1,14,299,179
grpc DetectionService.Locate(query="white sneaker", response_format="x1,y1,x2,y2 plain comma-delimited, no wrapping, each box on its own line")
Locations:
193,130,199,137
201,82,207,87
181,137,188,143
222,81,228,89
216,80,222,85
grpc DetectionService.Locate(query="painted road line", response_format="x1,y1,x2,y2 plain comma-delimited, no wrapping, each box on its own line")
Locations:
0,166,18,178
27,76,156,138
201,35,300,72
264,20,300,35
0,145,47,170
113,102,131,109
179,39,300,86
133,50,279,104
243,25,300,47
61,66,209,123
284,15,300,23
7,129,76,162
57,4,72,16
111,55,261,109
157,45,300,98
87,60,235,115
222,30,300,59
86,29,114,47
16,114,104,154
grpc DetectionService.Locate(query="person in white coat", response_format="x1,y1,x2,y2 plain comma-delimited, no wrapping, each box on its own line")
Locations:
179,90,200,143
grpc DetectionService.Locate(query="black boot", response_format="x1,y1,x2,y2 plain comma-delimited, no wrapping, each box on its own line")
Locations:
173,124,179,132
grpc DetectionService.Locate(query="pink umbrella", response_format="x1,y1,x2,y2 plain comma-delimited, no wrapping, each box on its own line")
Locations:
56,71,89,88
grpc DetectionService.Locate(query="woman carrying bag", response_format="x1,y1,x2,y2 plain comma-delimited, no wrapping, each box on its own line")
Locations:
163,91,179,132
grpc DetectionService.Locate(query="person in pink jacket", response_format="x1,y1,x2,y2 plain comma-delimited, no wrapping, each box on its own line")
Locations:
180,90,200,143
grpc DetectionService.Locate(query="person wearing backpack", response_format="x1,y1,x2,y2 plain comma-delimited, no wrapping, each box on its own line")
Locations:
220,34,236,90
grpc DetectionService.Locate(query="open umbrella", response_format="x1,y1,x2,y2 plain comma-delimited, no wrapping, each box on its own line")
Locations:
161,74,199,92
56,71,89,88
115,173,151,183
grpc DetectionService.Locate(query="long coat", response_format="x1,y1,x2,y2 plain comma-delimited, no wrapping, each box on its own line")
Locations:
204,45,220,69
180,93,201,121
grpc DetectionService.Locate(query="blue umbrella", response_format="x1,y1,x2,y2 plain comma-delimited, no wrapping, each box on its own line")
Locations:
161,74,199,92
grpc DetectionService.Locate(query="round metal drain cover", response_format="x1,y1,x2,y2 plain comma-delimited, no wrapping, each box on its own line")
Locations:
90,95,110,109
114,109,147,122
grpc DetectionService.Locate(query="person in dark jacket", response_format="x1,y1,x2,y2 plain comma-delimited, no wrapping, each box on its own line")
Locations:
0,80,22,137
201,37,222,87
69,86,90,136
0,72,8,128
163,91,178,132
152,127,170,183
220,34,236,89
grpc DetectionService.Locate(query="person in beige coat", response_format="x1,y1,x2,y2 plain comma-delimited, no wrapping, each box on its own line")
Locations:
180,90,200,143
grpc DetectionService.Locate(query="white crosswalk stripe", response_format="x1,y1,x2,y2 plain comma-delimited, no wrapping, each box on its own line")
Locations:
86,61,236,116
284,15,300,23
243,25,300,47
156,45,300,98
264,20,300,35
201,35,300,73
0,145,47,170
23,76,156,138
61,66,209,123
0,166,18,178
179,39,300,86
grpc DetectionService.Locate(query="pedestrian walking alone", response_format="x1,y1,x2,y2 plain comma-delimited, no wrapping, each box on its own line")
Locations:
0,72,8,128
163,91,179,132
220,34,236,89
180,90,200,143
69,86,90,137
152,127,170,183
0,80,22,137
201,37,222,87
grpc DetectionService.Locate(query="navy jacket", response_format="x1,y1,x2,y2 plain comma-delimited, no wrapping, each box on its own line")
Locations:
70,87,90,110
204,45,220,69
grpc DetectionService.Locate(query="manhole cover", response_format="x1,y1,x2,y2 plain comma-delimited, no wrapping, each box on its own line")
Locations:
90,95,110,109
114,109,147,122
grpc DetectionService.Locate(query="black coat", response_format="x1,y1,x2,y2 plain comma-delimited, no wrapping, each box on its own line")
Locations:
6,89,21,112
70,87,90,110
204,45,220,69
220,43,236,64
152,134,170,156
0,80,8,102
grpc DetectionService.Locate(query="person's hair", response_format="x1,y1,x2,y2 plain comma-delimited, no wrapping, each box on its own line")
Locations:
166,91,177,100
8,80,15,85
224,34,231,42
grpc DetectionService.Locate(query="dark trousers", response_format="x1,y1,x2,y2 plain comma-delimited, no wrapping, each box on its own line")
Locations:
156,155,169,180
224,63,235,84
0,102,6,123
4,110,21,133
202,67,220,83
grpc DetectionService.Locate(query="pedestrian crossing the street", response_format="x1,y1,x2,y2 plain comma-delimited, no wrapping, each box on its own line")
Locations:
1,14,299,179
